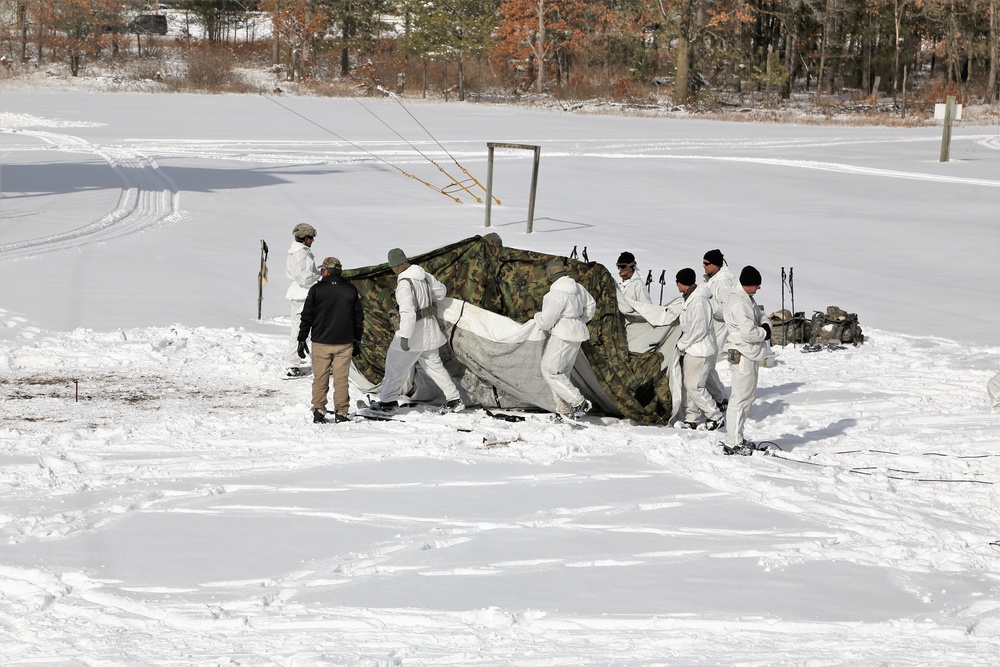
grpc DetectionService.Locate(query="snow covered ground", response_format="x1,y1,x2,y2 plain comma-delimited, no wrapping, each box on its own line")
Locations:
1,91,998,665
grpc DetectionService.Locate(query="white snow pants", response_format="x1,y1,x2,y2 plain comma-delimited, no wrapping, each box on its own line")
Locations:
725,353,760,447
682,354,724,423
705,318,729,405
540,335,584,414
379,339,460,404
287,299,307,368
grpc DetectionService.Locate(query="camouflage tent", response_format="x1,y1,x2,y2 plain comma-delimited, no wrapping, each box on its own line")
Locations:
344,233,679,425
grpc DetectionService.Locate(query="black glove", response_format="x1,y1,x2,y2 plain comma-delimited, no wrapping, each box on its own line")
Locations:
297,340,309,359
352,340,361,357
761,322,772,341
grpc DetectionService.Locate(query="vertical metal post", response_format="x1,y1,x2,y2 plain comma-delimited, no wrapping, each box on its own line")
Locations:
526,146,540,234
484,144,495,228
485,142,540,234
940,95,956,162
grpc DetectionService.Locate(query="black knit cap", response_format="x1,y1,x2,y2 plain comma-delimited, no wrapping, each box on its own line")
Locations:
675,268,697,286
739,265,763,286
703,249,724,267
617,251,636,266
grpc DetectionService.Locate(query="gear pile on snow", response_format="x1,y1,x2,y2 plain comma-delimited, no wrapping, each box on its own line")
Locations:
343,234,678,425
769,306,864,346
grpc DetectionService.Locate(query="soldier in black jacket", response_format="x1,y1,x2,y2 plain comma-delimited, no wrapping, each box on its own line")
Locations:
298,257,364,423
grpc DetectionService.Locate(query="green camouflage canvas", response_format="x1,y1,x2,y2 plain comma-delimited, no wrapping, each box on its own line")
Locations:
343,234,673,424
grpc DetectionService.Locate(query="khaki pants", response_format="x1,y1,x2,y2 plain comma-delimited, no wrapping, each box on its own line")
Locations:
311,342,353,415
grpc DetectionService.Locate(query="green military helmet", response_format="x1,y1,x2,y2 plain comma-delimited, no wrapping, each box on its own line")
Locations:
292,223,317,240
545,258,569,282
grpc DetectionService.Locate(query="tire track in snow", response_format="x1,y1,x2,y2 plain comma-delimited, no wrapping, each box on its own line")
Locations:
0,129,180,260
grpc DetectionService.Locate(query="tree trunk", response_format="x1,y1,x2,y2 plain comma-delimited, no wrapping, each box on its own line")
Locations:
893,0,902,100
341,18,352,77
18,2,27,62
674,35,690,103
783,29,795,98
535,0,546,93
458,59,465,101
988,0,998,102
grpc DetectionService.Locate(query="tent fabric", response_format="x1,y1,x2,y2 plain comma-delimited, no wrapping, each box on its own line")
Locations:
343,234,678,425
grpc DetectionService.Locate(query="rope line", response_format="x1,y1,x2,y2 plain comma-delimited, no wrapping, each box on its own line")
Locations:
262,96,462,203
352,97,477,203
388,93,501,205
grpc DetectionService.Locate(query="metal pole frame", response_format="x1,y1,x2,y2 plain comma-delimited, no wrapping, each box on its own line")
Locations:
485,142,541,234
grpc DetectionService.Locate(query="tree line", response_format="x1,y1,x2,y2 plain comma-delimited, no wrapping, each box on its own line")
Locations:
1,0,996,104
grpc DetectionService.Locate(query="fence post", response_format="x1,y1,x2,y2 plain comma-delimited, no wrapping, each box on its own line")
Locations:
939,95,956,163
526,146,540,234
484,144,495,228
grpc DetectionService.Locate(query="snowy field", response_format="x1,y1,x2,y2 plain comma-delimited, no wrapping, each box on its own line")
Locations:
1,91,998,665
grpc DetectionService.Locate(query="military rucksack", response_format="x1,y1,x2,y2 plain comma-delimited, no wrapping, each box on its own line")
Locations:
808,306,863,345
768,309,809,346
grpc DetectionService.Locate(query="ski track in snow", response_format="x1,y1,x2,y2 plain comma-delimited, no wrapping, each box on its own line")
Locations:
1,324,998,664
0,127,181,259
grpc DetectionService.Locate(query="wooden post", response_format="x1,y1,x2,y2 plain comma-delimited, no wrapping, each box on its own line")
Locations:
484,145,495,228
939,95,956,162
527,146,540,234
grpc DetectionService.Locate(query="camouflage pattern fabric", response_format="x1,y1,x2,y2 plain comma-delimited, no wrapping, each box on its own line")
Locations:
343,233,673,425
808,306,864,345
768,309,809,346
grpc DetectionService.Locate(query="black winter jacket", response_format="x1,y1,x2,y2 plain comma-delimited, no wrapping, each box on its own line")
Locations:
298,274,364,346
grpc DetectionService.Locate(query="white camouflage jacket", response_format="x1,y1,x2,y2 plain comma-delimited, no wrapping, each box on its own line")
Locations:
723,288,768,362
285,241,320,301
677,285,718,358
394,264,448,351
534,276,597,343
704,264,737,323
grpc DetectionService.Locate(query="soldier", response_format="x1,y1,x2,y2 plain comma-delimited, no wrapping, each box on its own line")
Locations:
534,258,597,419
722,265,772,454
615,251,650,303
373,248,465,413
298,257,364,424
285,223,320,377
702,248,736,409
675,268,724,431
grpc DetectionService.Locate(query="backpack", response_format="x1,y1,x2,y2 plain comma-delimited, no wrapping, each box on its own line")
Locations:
809,306,864,345
768,309,809,346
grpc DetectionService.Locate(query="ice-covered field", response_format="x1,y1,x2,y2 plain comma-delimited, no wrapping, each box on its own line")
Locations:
1,91,998,665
